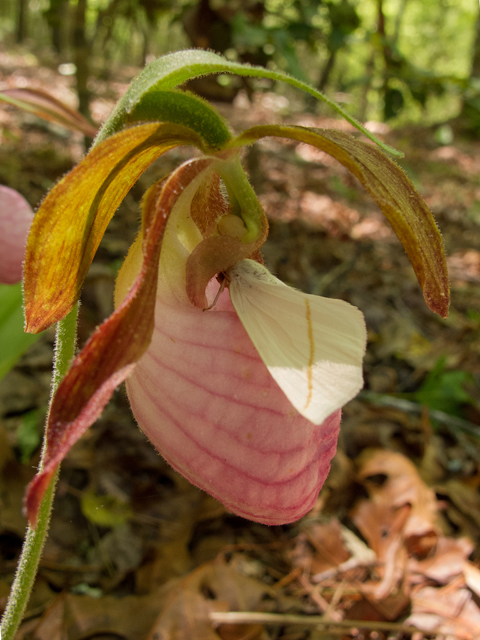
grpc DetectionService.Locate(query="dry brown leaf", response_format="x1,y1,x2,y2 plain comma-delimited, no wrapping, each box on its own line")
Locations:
147,563,275,640
0,458,34,538
302,519,351,575
0,422,14,470
299,191,359,235
408,536,474,584
441,479,480,530
0,87,97,136
463,562,480,598
136,537,193,592
350,499,409,601
356,449,440,549
136,489,223,592
27,589,169,640
448,249,480,283
217,622,266,640
407,583,480,640
147,589,223,640
28,593,66,640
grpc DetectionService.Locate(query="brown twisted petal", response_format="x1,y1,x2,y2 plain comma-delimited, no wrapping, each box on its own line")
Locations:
24,123,204,333
234,125,449,318
24,158,213,526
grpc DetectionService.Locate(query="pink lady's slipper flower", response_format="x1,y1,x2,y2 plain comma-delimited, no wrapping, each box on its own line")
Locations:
21,51,449,528
114,159,366,524
0,186,34,284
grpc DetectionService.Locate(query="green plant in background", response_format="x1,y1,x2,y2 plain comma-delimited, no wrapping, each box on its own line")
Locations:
16,409,44,464
415,356,476,418
0,49,449,639
0,186,41,381
0,284,39,381
2,0,479,126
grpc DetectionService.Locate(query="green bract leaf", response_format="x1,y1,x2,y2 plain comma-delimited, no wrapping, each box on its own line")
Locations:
24,122,204,333
0,284,41,380
234,124,449,318
98,49,401,157
114,90,231,151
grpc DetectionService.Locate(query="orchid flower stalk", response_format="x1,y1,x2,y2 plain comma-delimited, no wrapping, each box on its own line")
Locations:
0,50,449,639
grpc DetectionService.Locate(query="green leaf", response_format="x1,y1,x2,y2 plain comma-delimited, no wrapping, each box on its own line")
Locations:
81,489,132,528
415,357,475,416
97,49,401,157
122,90,232,150
233,124,449,318
0,284,41,380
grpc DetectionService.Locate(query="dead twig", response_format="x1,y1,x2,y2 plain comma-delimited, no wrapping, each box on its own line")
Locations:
209,611,420,634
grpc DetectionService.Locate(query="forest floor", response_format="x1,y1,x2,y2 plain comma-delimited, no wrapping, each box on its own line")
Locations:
1,46,480,640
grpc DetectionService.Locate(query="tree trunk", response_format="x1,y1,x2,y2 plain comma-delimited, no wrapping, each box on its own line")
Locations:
318,49,337,94
73,0,93,148
457,9,480,134
304,48,337,113
469,10,480,78
44,0,68,54
73,0,91,122
377,0,404,120
16,0,28,44
358,51,375,122
377,0,390,93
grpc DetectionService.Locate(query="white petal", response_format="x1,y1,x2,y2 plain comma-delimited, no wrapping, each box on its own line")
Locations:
228,259,367,425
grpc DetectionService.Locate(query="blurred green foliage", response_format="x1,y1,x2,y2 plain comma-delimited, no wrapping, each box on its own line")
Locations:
81,489,133,528
415,357,476,418
0,0,478,126
16,408,44,463
0,284,41,381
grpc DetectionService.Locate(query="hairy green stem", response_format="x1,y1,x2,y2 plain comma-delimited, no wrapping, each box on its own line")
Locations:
0,304,78,639
217,154,265,244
